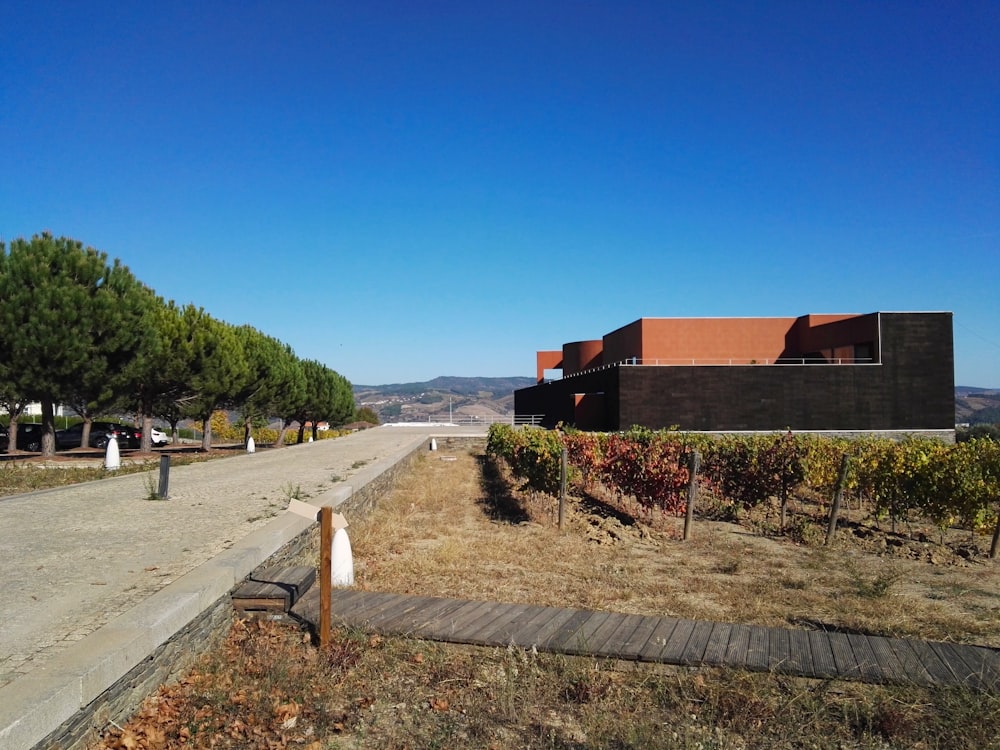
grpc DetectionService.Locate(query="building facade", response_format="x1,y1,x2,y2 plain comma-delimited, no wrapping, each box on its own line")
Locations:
514,312,954,437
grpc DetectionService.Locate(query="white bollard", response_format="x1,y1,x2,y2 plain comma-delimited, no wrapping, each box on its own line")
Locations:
246,436,255,454
430,438,437,451
104,436,120,470
331,528,354,586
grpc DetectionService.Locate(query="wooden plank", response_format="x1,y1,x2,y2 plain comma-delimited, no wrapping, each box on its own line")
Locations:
827,632,861,679
865,636,911,684
328,588,377,615
806,630,838,679
723,624,752,668
366,595,445,633
409,598,484,637
421,599,492,638
638,618,682,663
578,613,629,655
235,566,316,608
679,621,714,665
927,642,987,690
881,638,933,686
438,601,503,639
700,622,733,667
474,605,549,645
906,639,958,685
526,608,583,650
660,619,696,663
959,645,1000,692
765,627,792,672
511,607,572,649
846,634,884,683
562,611,615,656
591,614,645,659
234,597,288,612
542,609,599,653
461,604,538,645
783,629,813,677
617,615,661,661
339,592,407,624
742,625,768,671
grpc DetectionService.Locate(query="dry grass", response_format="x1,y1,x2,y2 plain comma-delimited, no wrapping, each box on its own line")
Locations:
350,443,999,647
97,439,1000,749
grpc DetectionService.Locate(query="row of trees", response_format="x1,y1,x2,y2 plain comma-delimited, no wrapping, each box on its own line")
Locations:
0,233,355,456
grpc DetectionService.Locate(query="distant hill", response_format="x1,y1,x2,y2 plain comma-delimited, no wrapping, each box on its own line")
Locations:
354,376,535,423
955,386,1000,425
355,378,1000,426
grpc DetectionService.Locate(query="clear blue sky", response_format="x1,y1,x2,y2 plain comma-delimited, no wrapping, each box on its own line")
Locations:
2,2,998,386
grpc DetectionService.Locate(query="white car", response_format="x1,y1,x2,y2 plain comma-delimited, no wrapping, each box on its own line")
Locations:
151,427,169,447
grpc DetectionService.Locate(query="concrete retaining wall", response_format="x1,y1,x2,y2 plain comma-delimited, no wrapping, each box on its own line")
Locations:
20,435,440,750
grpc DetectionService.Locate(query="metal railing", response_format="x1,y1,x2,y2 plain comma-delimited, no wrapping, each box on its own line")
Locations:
385,414,543,426
618,357,877,366
543,356,880,381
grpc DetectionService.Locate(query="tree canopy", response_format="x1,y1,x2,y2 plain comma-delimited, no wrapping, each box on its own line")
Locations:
0,233,354,454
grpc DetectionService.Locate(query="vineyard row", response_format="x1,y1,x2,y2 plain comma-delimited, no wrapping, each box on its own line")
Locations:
485,424,1000,554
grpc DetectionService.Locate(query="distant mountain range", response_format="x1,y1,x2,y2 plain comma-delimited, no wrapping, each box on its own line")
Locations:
354,377,1000,426
353,376,535,423
955,386,1000,425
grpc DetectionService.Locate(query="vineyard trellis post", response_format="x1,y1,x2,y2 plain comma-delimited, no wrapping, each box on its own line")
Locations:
683,450,700,541
990,502,999,559
558,445,567,530
825,454,850,546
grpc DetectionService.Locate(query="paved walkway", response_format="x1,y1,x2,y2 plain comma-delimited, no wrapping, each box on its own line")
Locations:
0,427,474,690
293,589,1000,692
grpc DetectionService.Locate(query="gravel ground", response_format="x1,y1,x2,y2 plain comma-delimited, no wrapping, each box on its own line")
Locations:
0,427,472,688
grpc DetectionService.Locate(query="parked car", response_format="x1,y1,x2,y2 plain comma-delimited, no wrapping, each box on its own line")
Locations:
55,422,140,450
151,427,169,447
1,422,45,452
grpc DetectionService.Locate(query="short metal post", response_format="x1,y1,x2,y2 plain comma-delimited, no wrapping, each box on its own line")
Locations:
157,455,171,499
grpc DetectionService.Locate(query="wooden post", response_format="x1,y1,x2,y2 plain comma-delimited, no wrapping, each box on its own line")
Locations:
319,506,332,647
683,450,700,541
989,502,999,559
157,455,170,499
558,446,567,530
825,454,850,546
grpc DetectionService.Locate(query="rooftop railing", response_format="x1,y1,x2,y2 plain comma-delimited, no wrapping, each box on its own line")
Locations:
544,356,878,382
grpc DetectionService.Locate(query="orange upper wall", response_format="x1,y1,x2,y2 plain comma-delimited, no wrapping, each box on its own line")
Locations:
539,313,877,373
536,350,563,382
563,339,604,376
606,317,798,363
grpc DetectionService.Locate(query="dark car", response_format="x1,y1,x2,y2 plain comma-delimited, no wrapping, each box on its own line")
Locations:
55,422,140,450
1,422,45,452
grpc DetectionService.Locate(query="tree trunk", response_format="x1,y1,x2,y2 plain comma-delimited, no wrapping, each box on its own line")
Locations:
201,413,213,451
140,413,153,453
81,417,93,452
275,419,292,448
41,400,56,457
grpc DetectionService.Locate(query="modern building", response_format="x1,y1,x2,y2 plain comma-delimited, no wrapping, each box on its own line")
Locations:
514,312,954,438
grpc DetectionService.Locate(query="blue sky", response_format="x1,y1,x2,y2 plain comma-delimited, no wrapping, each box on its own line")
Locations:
2,1,998,386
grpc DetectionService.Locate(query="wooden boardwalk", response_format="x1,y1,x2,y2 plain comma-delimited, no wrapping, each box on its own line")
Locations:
291,588,1000,692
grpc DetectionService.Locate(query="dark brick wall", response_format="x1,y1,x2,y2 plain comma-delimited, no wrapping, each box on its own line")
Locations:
515,313,954,432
